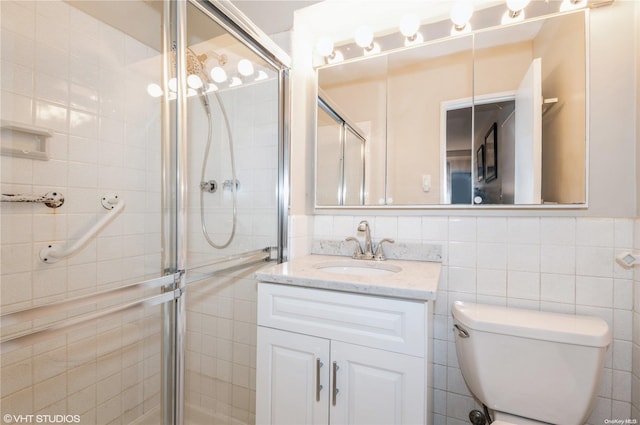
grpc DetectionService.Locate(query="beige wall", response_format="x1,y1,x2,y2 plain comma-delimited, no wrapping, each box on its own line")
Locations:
386,49,473,204
637,1,640,216
588,2,637,217
474,41,533,97
534,12,586,204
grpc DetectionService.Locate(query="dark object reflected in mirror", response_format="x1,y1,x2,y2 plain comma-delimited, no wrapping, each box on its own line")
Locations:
484,123,498,183
476,145,485,183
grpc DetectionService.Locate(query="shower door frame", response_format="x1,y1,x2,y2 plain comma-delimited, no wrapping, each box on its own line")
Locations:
167,1,290,424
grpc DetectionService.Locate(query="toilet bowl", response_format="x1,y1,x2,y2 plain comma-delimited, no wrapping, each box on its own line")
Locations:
452,301,611,425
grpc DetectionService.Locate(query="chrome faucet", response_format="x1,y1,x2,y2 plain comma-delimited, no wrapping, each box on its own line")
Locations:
357,220,374,259
344,220,395,261
374,238,395,261
344,237,364,258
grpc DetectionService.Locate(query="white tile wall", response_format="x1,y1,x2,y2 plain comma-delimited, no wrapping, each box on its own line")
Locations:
185,270,260,425
302,214,636,424
632,218,640,420
185,81,279,259
1,0,163,423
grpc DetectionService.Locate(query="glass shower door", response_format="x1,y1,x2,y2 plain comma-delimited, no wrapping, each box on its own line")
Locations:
181,2,285,424
1,1,287,424
0,1,179,423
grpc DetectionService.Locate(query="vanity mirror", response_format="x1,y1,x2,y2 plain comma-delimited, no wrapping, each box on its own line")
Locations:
316,10,587,208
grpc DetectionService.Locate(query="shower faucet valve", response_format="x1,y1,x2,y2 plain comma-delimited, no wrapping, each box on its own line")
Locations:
223,179,240,191
201,180,218,193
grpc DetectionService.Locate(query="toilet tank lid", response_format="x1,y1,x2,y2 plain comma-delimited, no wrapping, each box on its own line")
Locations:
452,301,611,347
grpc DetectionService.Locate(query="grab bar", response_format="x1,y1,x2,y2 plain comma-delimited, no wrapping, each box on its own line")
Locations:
1,248,277,352
186,247,274,285
1,290,176,354
39,196,125,263
1,273,179,327
1,191,64,208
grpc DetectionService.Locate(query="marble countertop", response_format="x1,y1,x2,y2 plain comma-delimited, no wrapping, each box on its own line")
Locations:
255,254,440,301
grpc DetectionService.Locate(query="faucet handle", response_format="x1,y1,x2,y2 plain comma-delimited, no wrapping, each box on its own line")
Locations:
374,238,395,261
344,237,364,259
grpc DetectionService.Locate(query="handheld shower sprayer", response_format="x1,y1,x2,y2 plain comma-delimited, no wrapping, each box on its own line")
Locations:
198,87,211,111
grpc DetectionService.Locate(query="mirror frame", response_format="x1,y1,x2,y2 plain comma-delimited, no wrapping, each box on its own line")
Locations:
313,9,589,210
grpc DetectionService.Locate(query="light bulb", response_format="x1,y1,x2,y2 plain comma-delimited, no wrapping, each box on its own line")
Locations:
399,14,420,38
316,37,335,57
229,76,242,87
210,67,227,83
363,42,381,55
168,77,177,92
451,22,472,36
327,50,344,63
355,26,374,49
237,59,254,77
255,70,269,81
450,0,474,28
404,32,423,46
147,83,163,98
506,0,531,12
206,83,218,92
501,9,524,24
187,88,197,97
187,74,203,89
559,0,586,11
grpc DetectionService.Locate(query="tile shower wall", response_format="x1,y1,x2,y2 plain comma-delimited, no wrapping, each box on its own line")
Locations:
185,268,259,425
1,1,162,423
186,81,279,258
309,214,635,424
184,80,279,425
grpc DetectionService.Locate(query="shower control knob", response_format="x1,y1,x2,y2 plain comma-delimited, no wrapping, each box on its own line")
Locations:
200,180,218,193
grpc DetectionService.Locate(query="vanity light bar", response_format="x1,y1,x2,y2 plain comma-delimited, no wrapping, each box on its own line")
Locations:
314,0,612,67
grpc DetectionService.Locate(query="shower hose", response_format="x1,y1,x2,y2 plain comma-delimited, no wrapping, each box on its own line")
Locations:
199,90,237,249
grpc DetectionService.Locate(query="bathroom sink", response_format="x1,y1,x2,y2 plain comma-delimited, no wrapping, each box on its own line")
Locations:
313,259,402,276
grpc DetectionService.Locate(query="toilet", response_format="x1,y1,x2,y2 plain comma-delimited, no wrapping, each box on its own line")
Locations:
451,301,611,425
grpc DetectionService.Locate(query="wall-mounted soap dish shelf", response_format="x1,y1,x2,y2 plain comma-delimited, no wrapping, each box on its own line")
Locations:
616,251,640,268
0,120,52,161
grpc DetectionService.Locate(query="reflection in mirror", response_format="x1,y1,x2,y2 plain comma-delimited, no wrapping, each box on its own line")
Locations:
388,36,474,205
318,56,388,205
315,10,587,208
445,107,473,204
471,12,586,205
343,127,365,205
316,98,366,206
316,102,343,205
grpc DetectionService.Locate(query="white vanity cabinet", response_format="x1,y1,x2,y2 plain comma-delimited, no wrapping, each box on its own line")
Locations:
256,282,432,425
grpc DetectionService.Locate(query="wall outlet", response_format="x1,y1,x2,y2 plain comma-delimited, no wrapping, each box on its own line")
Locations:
422,175,431,192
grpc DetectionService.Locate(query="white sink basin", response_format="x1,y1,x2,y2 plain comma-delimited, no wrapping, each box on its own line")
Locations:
313,259,402,276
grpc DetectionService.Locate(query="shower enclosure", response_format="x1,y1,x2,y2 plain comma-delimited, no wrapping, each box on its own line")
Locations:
0,1,288,424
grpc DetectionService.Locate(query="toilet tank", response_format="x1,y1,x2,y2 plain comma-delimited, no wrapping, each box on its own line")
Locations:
452,301,611,425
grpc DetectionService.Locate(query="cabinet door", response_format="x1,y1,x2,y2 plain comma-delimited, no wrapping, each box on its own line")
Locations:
256,327,330,425
330,341,425,425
